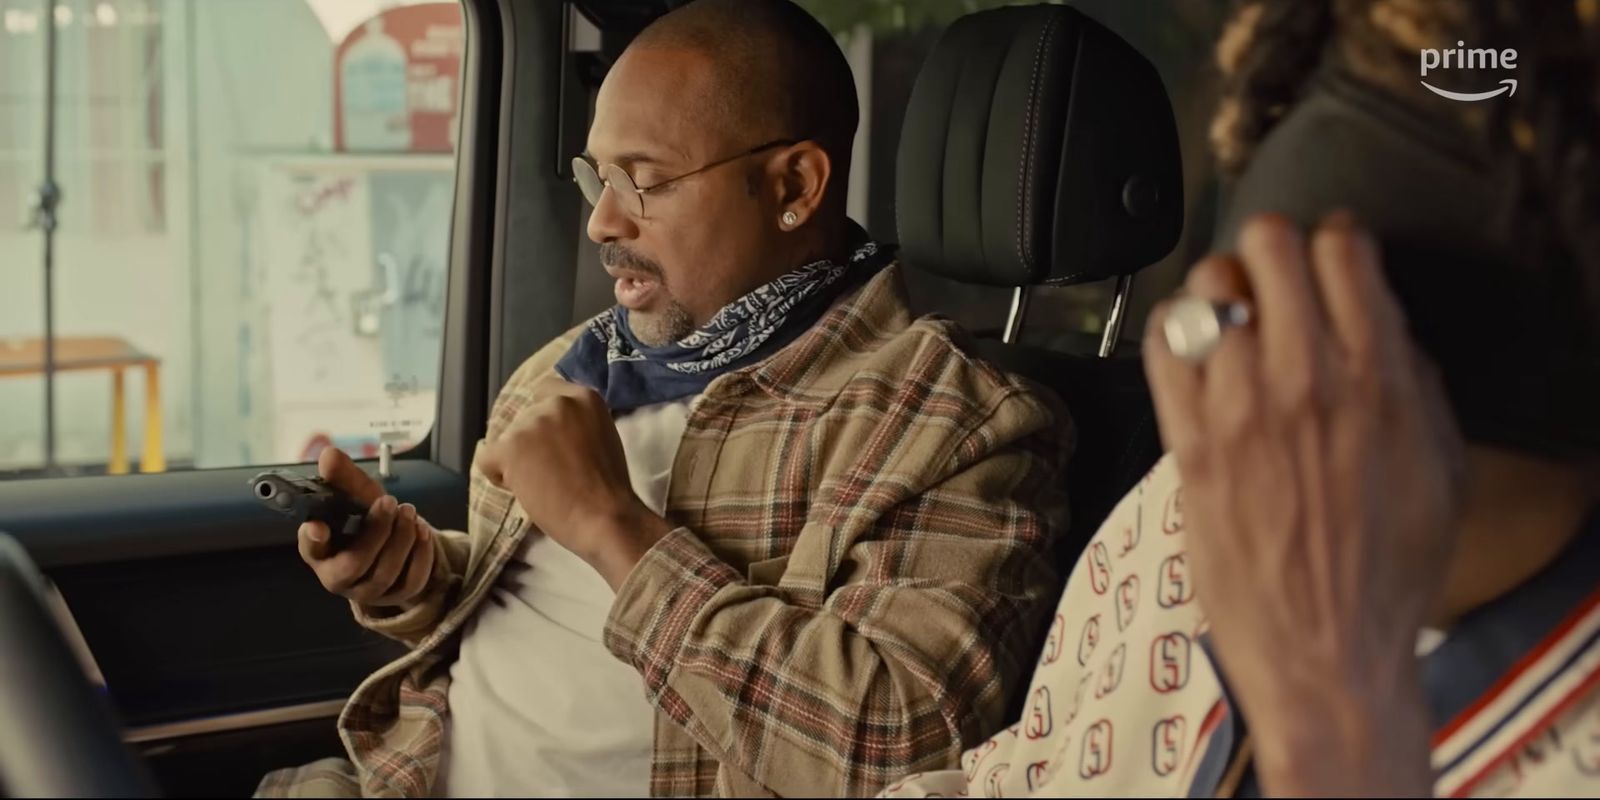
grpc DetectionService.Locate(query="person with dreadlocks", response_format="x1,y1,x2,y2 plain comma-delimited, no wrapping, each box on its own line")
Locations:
882,0,1600,796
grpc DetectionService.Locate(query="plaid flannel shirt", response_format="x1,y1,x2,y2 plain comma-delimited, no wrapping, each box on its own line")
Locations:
255,263,1073,797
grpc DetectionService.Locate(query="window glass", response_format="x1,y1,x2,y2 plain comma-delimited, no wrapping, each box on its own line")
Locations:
0,0,464,478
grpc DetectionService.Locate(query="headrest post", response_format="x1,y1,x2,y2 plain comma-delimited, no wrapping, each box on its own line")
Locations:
1097,274,1135,358
1003,286,1032,345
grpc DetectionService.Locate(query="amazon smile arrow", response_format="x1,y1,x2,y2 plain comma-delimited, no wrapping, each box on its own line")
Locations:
1420,78,1518,102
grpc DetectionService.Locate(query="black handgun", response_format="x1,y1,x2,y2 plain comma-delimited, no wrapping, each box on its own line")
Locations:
249,470,368,548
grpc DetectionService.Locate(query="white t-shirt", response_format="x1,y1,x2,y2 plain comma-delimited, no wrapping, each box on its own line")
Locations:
438,397,696,797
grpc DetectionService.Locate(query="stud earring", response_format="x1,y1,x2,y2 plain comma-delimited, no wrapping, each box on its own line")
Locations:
781,210,799,227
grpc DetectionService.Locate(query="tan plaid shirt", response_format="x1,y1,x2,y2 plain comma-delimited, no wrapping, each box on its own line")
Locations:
255,264,1073,798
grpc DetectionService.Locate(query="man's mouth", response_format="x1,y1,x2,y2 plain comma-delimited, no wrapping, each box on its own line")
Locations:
605,264,661,310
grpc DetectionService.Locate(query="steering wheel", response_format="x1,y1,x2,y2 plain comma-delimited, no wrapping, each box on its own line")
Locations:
0,533,158,798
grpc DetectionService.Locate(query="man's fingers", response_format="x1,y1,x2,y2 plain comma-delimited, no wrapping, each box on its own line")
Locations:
376,525,436,607
297,522,332,564
354,503,420,603
1236,214,1331,385
324,496,399,593
1310,212,1406,367
1183,254,1264,448
1144,300,1205,457
318,447,385,507
297,495,436,606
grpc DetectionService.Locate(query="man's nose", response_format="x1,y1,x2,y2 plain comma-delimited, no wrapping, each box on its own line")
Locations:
586,186,638,245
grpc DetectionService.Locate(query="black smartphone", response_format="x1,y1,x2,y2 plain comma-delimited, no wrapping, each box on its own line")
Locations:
249,470,369,549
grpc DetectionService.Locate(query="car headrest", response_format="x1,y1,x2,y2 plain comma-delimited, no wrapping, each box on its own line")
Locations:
895,5,1183,288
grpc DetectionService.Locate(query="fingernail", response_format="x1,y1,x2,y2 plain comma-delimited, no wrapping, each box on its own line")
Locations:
419,524,431,541
306,526,327,543
402,504,416,520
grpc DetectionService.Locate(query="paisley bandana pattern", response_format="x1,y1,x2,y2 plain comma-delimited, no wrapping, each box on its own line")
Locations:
557,234,893,412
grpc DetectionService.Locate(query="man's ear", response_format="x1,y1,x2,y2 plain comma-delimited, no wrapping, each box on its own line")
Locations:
772,141,832,228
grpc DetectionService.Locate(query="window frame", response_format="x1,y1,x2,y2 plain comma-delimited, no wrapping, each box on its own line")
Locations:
0,0,527,569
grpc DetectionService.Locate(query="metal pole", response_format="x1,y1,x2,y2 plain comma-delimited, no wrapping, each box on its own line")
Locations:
1097,274,1135,359
33,0,64,473
1002,285,1031,345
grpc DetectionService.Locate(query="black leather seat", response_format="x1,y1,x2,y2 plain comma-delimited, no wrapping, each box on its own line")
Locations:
0,533,157,798
895,4,1183,569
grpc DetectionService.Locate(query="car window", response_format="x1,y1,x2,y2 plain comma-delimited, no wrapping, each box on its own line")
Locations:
0,0,464,479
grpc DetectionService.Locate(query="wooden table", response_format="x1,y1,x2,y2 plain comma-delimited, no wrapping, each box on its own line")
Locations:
0,336,165,474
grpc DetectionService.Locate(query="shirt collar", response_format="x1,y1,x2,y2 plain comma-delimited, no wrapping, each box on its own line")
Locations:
704,260,916,406
1425,507,1600,732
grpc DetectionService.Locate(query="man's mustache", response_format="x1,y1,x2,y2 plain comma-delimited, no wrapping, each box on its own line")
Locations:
599,243,665,282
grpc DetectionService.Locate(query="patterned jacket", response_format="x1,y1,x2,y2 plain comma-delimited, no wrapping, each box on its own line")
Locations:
884,454,1600,799
255,263,1074,797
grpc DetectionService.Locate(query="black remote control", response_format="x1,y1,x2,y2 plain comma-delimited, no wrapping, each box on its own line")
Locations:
250,470,369,548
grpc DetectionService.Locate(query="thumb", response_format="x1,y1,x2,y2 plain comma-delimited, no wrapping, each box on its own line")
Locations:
319,446,384,508
298,522,333,563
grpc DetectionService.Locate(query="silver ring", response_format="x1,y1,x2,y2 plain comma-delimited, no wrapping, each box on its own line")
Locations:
1163,296,1253,363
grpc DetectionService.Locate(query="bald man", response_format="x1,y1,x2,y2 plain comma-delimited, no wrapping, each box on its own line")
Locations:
256,1,1071,797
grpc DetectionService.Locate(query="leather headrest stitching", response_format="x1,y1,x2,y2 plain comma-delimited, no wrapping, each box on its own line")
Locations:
1016,13,1063,274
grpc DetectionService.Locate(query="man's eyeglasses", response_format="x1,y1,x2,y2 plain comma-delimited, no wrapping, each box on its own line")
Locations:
572,139,797,219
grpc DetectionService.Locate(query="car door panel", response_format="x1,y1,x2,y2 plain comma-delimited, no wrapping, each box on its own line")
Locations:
0,0,595,794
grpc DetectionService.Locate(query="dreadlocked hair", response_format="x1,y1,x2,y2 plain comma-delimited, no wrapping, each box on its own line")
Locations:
1210,0,1600,347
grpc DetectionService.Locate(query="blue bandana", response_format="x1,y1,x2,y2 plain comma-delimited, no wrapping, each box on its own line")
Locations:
556,236,895,412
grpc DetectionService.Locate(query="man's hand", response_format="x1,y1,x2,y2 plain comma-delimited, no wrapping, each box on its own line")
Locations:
1143,213,1467,796
474,382,673,589
298,447,437,608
